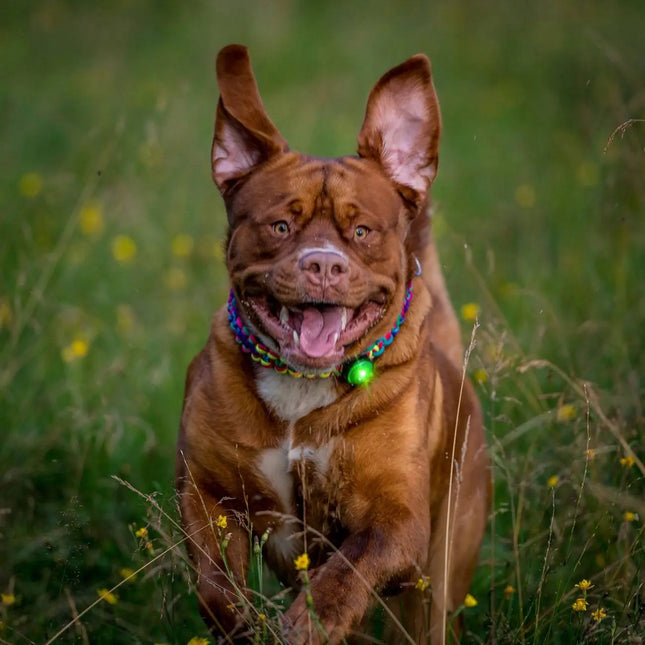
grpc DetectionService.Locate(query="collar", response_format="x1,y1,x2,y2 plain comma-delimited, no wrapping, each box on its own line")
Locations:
226,284,413,386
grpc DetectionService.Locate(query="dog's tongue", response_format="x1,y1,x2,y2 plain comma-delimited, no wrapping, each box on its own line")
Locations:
299,307,343,358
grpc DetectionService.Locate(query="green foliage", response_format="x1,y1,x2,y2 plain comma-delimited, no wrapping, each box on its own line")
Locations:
1,1,643,643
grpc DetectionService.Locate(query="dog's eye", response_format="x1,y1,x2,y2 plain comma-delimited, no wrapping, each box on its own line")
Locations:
272,221,290,236
354,225,370,239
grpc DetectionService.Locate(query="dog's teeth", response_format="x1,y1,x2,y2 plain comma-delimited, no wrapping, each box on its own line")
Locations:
333,332,340,346
341,308,348,331
280,306,289,326
293,330,300,347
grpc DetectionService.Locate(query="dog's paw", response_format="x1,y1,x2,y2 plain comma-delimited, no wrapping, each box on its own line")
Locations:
282,592,328,645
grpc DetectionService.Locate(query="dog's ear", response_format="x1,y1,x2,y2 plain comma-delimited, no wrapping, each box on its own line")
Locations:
212,45,289,193
357,54,441,207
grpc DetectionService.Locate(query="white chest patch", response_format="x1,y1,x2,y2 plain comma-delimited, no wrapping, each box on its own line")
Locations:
256,369,339,423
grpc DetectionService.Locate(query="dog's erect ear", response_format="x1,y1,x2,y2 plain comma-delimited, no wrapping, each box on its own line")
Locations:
357,54,441,206
212,45,289,193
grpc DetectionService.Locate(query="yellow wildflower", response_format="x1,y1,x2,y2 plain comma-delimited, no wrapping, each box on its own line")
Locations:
591,607,607,623
572,597,587,612
514,184,536,208
212,240,225,262
120,567,137,582
575,579,594,592
464,593,478,608
1,593,15,606
620,455,635,468
547,475,559,488
258,613,266,622
61,338,89,363
97,588,118,605
473,369,488,385
556,404,577,422
164,266,188,291
19,172,43,197
171,234,195,258
116,304,136,336
216,515,227,530
460,303,480,322
576,161,599,187
187,637,210,645
504,585,516,596
294,553,310,571
111,235,137,263
623,511,636,523
415,577,429,592
135,526,148,539
585,448,596,460
79,202,105,237
0,298,12,329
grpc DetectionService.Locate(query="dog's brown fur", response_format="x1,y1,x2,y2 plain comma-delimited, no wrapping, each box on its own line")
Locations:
177,45,489,644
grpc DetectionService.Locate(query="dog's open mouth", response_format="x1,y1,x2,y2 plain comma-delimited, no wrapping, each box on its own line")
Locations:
247,295,385,367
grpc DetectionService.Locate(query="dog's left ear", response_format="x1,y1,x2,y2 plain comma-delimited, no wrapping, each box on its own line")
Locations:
357,54,441,207
212,45,289,194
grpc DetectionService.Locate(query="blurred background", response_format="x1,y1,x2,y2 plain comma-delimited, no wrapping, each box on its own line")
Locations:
1,1,643,643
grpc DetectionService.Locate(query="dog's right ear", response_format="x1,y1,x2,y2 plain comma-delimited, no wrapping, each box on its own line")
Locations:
212,45,289,194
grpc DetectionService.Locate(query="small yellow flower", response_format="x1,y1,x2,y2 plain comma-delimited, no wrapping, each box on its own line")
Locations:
79,202,105,237
576,161,599,187
145,541,154,552
135,526,148,539
620,455,635,468
97,588,118,605
187,638,210,645
498,282,519,298
623,511,637,523
61,338,89,363
1,593,15,606
514,184,536,208
111,235,137,263
503,585,516,596
585,448,596,460
258,613,266,622
547,475,559,488
473,368,488,385
460,303,480,322
164,266,188,291
120,567,137,582
575,579,594,592
571,597,587,612
464,593,478,608
19,172,43,197
171,234,195,258
116,304,136,337
294,553,310,571
216,515,227,530
415,576,429,592
591,607,607,623
212,240,225,262
0,298,13,329
556,404,577,422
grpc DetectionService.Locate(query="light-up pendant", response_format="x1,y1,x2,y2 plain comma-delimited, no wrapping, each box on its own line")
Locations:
344,358,375,387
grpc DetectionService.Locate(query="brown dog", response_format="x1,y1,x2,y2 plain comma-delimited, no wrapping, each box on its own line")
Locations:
177,45,489,644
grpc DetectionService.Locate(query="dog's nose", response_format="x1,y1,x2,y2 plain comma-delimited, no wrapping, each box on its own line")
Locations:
299,250,349,286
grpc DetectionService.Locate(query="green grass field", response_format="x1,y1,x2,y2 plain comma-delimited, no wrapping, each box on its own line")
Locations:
1,1,644,643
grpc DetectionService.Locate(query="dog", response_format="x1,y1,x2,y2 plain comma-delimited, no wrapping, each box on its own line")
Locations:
177,44,489,644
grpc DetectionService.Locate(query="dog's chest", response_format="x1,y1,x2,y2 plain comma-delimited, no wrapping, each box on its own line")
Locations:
255,369,339,423
255,370,343,565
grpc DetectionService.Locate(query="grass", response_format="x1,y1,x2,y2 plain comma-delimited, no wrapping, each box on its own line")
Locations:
1,1,644,643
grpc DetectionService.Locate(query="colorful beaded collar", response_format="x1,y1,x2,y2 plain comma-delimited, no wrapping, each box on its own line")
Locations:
226,285,413,386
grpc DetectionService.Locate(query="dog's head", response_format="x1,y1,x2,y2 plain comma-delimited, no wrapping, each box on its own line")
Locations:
212,45,441,375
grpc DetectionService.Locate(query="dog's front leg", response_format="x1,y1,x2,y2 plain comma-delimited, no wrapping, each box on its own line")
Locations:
179,481,252,640
284,517,428,644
